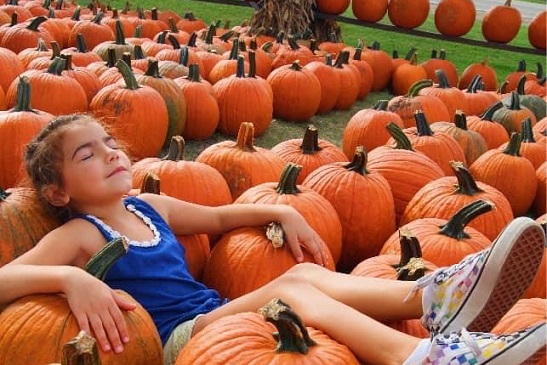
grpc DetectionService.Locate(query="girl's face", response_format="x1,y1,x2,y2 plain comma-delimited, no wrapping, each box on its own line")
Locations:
59,121,132,207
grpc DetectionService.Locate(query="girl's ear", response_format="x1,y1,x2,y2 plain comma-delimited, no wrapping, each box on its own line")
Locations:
41,185,70,207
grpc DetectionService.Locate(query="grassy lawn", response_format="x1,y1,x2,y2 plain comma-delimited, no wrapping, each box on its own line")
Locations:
108,0,546,159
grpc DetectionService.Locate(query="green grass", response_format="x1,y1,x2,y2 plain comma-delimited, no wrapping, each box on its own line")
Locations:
108,0,546,159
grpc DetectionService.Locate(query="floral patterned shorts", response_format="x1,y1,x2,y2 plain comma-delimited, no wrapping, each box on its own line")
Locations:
163,315,203,365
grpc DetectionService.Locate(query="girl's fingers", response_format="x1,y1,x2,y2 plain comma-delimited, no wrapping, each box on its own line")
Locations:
88,314,112,353
109,301,131,345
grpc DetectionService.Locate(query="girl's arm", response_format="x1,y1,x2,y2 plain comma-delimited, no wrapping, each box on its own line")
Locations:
141,193,330,266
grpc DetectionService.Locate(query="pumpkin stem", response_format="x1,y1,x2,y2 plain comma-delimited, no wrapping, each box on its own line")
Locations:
46,56,67,76
454,110,468,130
385,122,414,151
116,59,141,90
414,110,434,136
407,79,433,97
11,76,35,113
235,122,257,152
187,63,201,82
236,55,246,78
247,50,257,78
258,298,317,354
434,69,452,88
502,132,522,156
114,19,127,45
300,125,322,155
139,171,161,195
276,163,302,195
144,58,161,78
394,228,427,281
480,101,504,121
438,200,494,240
520,118,535,143
26,15,48,31
516,75,528,95
507,91,522,110
449,161,484,195
265,222,285,248
84,237,128,280
343,146,368,175
162,135,185,161
61,331,101,365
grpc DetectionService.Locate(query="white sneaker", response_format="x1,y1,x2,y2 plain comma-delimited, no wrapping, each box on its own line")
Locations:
404,322,546,365
407,216,545,335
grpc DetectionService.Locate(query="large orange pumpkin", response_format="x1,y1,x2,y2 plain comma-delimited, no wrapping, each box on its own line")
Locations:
481,0,521,44
176,298,360,364
434,0,476,37
528,10,546,49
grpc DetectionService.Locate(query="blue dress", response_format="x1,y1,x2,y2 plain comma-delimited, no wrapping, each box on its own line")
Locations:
75,196,224,344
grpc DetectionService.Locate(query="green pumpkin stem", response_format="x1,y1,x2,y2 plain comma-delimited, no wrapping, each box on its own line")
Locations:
374,99,389,111
438,200,494,240
144,58,161,78
449,161,484,195
502,132,522,156
407,79,433,97
114,20,127,45
434,69,452,88
116,59,140,90
61,331,101,365
27,16,48,31
385,122,414,151
520,118,535,143
414,110,434,136
300,125,322,154
187,63,201,82
276,163,302,195
259,298,317,354
12,76,35,112
84,237,128,280
394,229,427,281
480,101,504,121
46,56,67,76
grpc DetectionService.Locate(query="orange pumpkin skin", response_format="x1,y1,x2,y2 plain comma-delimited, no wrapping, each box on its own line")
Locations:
534,162,546,216
0,187,61,267
176,311,360,365
202,226,335,300
528,10,546,49
316,0,350,15
434,0,476,37
400,162,514,241
0,292,163,364
481,0,522,44
388,0,430,29
352,0,388,23
492,298,546,365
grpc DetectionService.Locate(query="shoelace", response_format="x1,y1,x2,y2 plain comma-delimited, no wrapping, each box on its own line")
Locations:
460,328,482,357
403,254,480,323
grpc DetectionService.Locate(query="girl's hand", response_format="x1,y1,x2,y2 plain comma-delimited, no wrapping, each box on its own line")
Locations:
279,208,330,267
64,268,137,353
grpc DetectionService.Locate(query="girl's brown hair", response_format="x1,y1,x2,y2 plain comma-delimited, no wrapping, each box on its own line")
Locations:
24,114,100,221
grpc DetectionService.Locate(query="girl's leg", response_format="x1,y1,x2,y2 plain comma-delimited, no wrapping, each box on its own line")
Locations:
196,272,421,365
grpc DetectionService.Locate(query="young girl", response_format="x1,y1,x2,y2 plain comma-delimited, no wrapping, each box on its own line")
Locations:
0,114,545,365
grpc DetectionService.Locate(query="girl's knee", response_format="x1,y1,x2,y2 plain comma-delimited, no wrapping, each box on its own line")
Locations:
286,262,327,279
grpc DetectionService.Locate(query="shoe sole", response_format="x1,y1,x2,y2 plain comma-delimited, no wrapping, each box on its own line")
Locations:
487,322,546,365
442,217,545,334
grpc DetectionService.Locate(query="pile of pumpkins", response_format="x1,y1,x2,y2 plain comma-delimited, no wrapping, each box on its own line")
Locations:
0,1,545,364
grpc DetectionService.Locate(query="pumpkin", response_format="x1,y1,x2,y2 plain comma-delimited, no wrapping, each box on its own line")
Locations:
63,34,105,69
351,0,388,23
304,54,341,114
195,122,286,201
350,48,374,101
481,0,522,44
493,91,537,133
380,200,494,268
466,101,510,150
175,64,219,140
492,298,546,365
342,100,405,158
61,53,102,105
387,0,430,29
137,57,187,148
351,231,436,339
390,53,427,96
6,56,88,116
497,118,546,170
90,59,169,161
386,79,451,128
528,10,546,49
368,122,445,225
203,223,335,299
0,16,55,54
0,187,61,267
458,58,498,91
316,0,350,15
461,75,500,117
47,331,100,365
176,298,360,364
271,125,348,184
67,12,115,49
434,0,476,37
469,132,538,216
0,76,53,188
419,69,467,121
390,110,467,175
175,11,207,34
419,49,459,87
302,146,396,273
0,45,24,94
507,75,547,121
430,111,489,165
267,60,321,122
234,163,343,264
332,51,361,110
504,60,537,93
214,55,273,136
401,161,514,241
534,161,546,216
360,41,393,92
208,38,247,84
92,20,136,62
0,238,163,364
132,136,232,207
